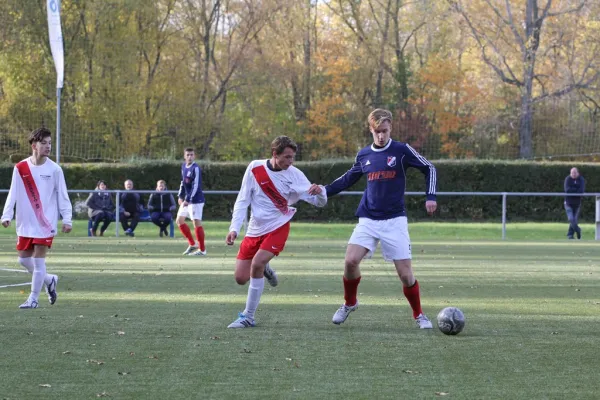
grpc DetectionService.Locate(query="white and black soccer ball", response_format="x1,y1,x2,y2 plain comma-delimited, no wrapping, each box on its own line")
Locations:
436,307,465,335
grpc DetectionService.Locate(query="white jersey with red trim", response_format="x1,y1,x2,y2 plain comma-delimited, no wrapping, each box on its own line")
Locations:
1,157,73,238
229,159,327,237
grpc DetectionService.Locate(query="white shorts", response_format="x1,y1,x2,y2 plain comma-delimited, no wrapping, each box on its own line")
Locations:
177,203,204,221
348,216,411,261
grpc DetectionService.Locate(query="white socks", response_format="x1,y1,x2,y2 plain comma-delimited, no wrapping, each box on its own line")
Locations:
18,257,54,288
243,277,265,320
29,258,47,302
18,257,34,273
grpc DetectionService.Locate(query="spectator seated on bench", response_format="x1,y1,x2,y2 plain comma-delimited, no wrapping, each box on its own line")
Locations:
148,180,177,237
87,208,174,237
119,179,143,237
85,180,115,237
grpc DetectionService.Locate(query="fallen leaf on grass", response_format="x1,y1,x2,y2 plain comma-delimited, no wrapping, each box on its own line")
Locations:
117,331,125,336
210,336,220,340
148,355,158,359
86,359,105,365
403,370,419,374
294,362,300,368
129,352,135,356
39,384,52,388
96,392,110,397
118,372,130,375
435,392,449,396
285,358,292,361
242,348,252,353
19,290,25,294
62,351,71,355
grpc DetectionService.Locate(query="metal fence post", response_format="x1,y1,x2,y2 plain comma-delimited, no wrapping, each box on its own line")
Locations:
502,193,507,240
115,190,120,237
596,196,600,240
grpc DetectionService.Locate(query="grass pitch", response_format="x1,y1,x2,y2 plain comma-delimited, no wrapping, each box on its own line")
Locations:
0,221,599,399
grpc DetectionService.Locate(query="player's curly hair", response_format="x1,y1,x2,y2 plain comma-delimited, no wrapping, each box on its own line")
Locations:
271,136,298,155
28,127,52,144
368,109,393,129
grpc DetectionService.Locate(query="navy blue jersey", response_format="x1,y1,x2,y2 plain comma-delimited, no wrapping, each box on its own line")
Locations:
178,162,205,204
326,140,437,220
564,175,585,206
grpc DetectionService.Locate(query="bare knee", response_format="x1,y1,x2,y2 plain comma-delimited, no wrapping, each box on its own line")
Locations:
395,260,415,286
344,257,362,278
234,275,249,285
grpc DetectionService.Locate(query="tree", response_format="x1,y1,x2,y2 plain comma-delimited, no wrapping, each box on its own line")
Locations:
448,0,600,159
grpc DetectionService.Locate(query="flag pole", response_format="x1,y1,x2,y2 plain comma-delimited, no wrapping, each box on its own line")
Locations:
47,0,64,164
56,87,61,163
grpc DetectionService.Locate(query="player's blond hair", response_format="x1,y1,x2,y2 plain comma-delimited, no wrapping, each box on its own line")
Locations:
157,179,166,186
368,109,393,129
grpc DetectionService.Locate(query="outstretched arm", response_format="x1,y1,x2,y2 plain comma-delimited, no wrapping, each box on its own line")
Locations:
325,158,364,197
292,170,327,207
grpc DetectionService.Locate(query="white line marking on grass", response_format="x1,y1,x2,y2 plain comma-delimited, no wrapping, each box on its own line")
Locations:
0,282,31,288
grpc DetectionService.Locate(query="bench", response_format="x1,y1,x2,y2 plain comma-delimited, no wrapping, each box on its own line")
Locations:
88,209,175,237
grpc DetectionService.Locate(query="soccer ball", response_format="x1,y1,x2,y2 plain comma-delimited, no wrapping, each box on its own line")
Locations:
436,307,465,335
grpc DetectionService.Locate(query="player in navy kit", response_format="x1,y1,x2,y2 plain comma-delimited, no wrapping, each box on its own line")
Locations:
309,109,437,328
177,147,207,256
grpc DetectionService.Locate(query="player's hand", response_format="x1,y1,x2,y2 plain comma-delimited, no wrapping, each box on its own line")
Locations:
1,220,10,228
178,198,183,205
124,211,130,217
62,224,72,233
225,231,237,245
426,200,437,215
182,201,189,207
307,184,322,195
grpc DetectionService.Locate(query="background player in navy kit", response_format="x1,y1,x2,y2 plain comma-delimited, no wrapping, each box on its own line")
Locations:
309,109,437,329
177,148,206,256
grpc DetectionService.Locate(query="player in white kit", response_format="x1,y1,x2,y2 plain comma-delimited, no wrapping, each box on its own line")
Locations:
225,136,327,328
1,128,73,309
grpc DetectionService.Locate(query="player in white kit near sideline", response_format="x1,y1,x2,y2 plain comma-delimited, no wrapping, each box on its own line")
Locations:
1,128,73,309
225,136,327,328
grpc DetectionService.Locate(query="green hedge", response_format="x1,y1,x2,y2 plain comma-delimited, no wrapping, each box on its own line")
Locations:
0,160,598,222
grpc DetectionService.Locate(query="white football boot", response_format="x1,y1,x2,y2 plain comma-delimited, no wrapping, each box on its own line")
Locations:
227,313,256,328
263,263,278,287
332,301,359,324
415,313,433,329
182,245,198,255
46,275,58,305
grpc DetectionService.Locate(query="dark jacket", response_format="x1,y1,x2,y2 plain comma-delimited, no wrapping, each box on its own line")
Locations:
120,191,144,214
564,176,585,206
86,191,115,219
148,191,176,213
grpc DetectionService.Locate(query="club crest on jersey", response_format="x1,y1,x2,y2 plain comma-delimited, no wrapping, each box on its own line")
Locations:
387,156,396,167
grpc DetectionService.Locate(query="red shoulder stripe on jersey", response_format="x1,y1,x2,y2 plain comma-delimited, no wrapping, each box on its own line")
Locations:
15,161,53,232
251,165,290,215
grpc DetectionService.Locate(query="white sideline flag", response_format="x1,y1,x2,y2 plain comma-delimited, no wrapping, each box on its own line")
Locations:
46,0,64,88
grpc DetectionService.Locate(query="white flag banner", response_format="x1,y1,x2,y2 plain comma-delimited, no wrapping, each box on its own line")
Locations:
46,0,64,88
